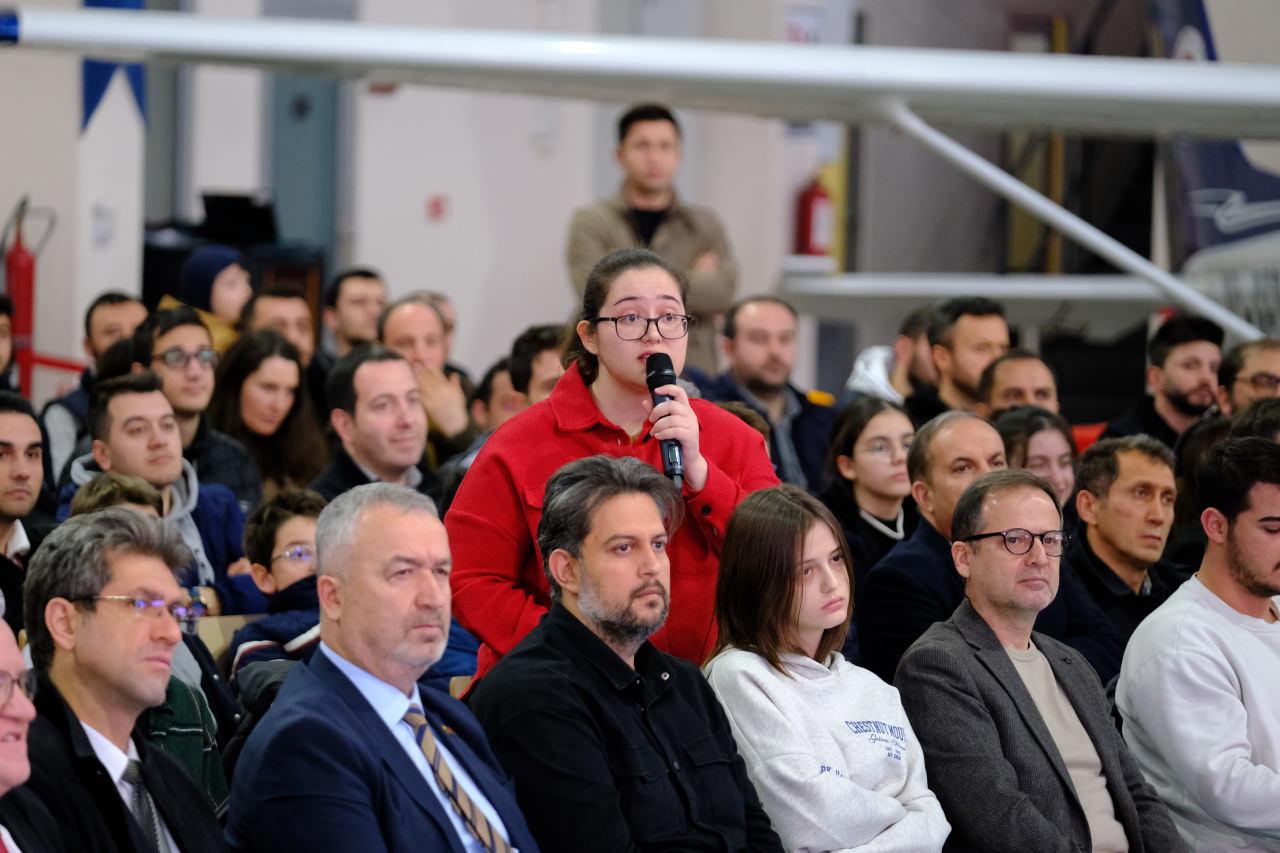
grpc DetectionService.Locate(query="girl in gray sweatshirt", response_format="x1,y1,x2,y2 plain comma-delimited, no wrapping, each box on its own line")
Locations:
705,485,950,853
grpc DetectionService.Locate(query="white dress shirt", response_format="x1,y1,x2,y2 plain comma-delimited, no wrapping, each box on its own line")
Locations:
80,722,182,853
0,824,24,852
318,642,514,852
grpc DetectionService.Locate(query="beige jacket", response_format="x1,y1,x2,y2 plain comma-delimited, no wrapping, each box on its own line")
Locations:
566,190,737,374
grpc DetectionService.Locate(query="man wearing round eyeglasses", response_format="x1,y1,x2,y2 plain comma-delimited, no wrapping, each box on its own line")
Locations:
895,469,1186,853
22,508,227,853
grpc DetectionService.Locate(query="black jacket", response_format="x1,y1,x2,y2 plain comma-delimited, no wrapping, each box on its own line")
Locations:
857,520,1126,684
468,603,783,853
903,387,950,429
308,445,440,504
26,674,227,853
1065,528,1177,643
185,418,263,513
0,786,64,853
1099,396,1179,449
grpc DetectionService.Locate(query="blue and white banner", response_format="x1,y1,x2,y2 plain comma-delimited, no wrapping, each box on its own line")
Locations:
81,0,145,131
1148,0,1280,270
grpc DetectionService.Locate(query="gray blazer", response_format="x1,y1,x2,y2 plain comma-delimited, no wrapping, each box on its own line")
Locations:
895,599,1186,853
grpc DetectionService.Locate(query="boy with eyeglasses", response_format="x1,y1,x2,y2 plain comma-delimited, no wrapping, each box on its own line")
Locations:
229,489,328,685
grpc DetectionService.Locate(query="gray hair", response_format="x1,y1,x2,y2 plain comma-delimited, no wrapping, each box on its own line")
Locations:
950,468,1061,544
24,508,192,671
907,410,990,485
537,456,684,603
315,483,439,579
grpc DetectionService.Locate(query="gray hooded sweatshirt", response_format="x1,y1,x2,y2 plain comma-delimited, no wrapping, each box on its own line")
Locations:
68,453,216,587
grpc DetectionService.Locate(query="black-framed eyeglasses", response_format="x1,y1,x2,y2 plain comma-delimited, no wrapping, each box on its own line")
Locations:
72,595,197,621
1237,372,1280,394
154,347,218,370
960,528,1068,557
271,544,315,564
0,669,37,707
592,313,691,341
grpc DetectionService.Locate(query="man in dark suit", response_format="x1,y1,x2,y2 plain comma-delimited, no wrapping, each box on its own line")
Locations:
227,483,537,853
0,620,62,852
896,469,1186,853
22,508,226,853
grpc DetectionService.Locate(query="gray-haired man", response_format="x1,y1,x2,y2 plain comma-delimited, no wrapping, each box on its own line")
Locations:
227,483,537,853
23,508,227,853
469,454,783,853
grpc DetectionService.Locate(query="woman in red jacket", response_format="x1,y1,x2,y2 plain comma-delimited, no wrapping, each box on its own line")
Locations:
447,248,778,681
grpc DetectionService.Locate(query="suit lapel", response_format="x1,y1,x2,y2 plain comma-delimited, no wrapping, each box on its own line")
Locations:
310,653,468,853
954,602,1077,796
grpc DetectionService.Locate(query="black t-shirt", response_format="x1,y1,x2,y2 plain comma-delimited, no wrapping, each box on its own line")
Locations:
628,207,668,247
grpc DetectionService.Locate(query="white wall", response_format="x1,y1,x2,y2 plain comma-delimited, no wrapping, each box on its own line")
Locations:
0,0,144,405
345,0,831,377
350,1,600,377
182,0,266,219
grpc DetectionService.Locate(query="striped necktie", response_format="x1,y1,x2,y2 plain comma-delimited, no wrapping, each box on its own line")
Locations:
122,759,171,853
403,705,512,853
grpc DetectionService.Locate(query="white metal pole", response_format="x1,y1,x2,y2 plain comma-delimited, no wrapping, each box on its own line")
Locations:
881,99,1262,341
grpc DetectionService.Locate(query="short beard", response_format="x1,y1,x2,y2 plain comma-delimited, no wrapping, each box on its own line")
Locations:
578,577,668,650
1164,387,1213,417
1226,528,1280,599
950,374,980,404
742,375,787,399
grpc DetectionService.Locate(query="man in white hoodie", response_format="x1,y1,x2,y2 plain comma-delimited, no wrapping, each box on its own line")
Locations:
843,306,937,406
1118,436,1280,852
58,371,261,615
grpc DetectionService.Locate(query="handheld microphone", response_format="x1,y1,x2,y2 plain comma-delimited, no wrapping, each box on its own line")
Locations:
645,352,685,489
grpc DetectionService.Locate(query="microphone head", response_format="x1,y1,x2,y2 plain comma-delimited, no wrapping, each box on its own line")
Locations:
645,352,678,392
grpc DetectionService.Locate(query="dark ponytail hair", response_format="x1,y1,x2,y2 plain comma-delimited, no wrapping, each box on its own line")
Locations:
562,248,689,385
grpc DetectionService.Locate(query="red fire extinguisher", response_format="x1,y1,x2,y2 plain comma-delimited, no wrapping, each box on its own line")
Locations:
794,175,833,256
2,197,56,396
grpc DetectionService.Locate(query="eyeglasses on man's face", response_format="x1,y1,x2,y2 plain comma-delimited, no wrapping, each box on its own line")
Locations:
960,528,1068,557
0,669,37,708
1237,371,1280,394
72,594,199,621
154,347,219,371
592,313,691,341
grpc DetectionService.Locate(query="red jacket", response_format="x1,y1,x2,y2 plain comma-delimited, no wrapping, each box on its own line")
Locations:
447,363,779,681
